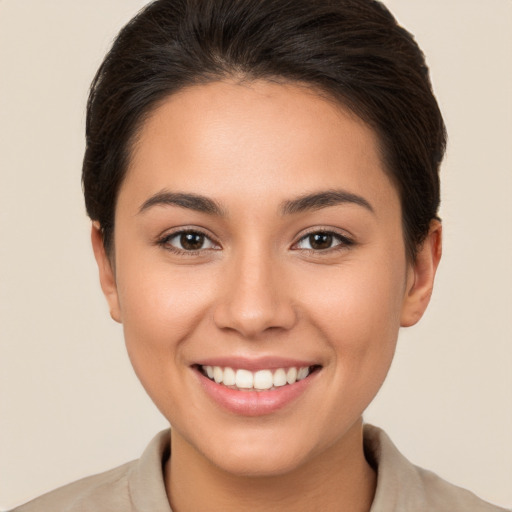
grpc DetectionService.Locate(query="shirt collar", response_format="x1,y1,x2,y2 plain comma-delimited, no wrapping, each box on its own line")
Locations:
128,429,172,512
126,425,429,512
365,424,428,512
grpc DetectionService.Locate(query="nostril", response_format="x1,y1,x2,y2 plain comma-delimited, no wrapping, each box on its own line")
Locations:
213,295,298,337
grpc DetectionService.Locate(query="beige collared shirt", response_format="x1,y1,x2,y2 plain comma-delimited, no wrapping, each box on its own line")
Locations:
11,425,509,511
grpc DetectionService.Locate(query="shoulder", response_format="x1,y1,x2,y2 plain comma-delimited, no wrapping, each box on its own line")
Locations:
10,429,172,512
10,461,136,512
413,464,509,512
364,424,510,512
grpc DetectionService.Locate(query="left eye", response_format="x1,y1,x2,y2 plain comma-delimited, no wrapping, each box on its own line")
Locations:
295,232,350,251
162,231,218,252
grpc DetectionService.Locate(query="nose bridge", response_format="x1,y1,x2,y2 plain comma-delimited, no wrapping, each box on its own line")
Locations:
213,242,296,337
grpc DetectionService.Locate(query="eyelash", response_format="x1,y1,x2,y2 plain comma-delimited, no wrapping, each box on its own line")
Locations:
292,229,354,253
156,228,354,255
157,229,220,255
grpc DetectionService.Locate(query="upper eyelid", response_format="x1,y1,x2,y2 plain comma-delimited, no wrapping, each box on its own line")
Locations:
156,228,222,256
291,229,355,251
156,228,222,254
156,227,353,249
294,227,353,243
158,227,218,242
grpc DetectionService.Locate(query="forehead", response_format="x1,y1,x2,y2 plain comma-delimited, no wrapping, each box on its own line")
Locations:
122,80,399,216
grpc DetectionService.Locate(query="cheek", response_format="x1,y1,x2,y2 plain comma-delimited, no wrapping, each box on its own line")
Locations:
119,260,214,333
115,262,217,391
301,258,405,342
297,254,406,390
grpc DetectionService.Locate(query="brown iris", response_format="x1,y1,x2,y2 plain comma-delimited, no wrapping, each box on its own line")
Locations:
180,232,205,250
308,233,333,250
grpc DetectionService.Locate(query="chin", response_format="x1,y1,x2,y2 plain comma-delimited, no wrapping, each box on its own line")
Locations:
188,423,326,478
211,446,308,478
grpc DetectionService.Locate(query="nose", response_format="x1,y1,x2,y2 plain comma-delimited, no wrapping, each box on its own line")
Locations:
213,248,298,338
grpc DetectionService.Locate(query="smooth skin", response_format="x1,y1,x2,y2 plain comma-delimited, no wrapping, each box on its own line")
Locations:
92,80,441,512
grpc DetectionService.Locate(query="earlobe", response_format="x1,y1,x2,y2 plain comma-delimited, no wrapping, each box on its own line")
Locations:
400,220,442,327
91,222,122,323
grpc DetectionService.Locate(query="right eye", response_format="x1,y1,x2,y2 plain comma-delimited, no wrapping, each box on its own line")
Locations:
293,230,354,252
159,230,219,253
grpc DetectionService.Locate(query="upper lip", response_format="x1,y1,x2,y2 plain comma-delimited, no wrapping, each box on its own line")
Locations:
193,356,321,372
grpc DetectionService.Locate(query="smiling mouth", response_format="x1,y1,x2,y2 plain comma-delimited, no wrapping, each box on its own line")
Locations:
196,364,321,392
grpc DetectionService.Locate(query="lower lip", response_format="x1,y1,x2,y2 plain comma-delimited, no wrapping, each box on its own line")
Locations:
195,368,319,416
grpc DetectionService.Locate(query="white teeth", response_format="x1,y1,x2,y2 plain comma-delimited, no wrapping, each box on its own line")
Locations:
273,368,287,387
286,367,297,384
254,370,273,390
297,367,309,380
201,365,314,390
213,366,223,383
235,369,254,389
223,366,236,386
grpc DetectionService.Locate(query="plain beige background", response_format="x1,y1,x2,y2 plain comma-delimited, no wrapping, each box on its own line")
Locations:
1,0,511,510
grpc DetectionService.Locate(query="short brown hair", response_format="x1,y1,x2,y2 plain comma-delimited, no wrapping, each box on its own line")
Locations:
82,0,446,259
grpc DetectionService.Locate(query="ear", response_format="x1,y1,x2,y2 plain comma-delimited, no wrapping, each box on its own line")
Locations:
91,222,122,323
400,220,442,327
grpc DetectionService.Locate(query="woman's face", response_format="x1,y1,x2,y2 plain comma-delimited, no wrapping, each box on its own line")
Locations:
94,80,437,476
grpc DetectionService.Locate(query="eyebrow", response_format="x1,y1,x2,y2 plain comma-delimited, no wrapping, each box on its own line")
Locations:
280,189,374,215
138,191,225,216
138,188,373,217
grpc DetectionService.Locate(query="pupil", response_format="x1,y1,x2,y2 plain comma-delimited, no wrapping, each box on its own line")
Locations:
181,232,204,250
310,233,332,250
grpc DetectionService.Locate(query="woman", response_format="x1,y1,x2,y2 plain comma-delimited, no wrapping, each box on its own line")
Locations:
8,0,510,510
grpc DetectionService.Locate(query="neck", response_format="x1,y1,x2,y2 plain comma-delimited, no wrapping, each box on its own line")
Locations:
165,419,376,512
